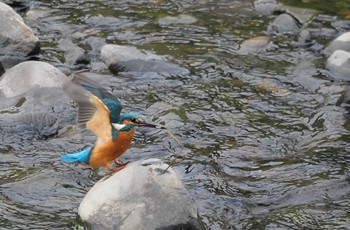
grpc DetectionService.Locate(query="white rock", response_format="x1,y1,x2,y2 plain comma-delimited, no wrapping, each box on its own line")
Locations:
0,61,67,97
324,32,350,55
0,2,40,56
79,158,200,230
326,50,350,81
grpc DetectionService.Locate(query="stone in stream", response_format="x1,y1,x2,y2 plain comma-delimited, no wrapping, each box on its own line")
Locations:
158,14,197,26
325,50,350,81
237,36,276,55
78,158,201,230
100,44,189,77
254,0,282,16
0,2,40,58
0,61,67,98
58,38,90,66
0,61,75,140
268,13,301,34
324,32,350,55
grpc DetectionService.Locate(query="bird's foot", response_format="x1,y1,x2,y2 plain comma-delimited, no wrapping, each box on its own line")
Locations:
109,165,127,174
114,160,130,167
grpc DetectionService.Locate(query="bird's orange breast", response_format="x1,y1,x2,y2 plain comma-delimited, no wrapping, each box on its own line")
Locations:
89,130,135,168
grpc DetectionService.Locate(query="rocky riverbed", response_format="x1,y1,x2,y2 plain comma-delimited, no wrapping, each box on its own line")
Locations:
1,0,350,229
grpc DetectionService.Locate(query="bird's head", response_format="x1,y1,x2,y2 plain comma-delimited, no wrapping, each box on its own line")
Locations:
112,112,160,132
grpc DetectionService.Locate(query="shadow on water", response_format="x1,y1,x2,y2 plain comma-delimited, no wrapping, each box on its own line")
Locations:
1,0,350,229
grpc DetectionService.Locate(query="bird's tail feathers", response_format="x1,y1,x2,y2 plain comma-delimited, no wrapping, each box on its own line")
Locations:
60,147,93,164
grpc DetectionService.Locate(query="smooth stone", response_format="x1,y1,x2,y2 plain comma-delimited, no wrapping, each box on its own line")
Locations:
79,158,201,230
268,13,301,34
279,5,318,25
109,59,190,76
0,61,68,97
0,2,40,56
0,87,76,140
237,36,276,55
101,44,189,77
297,29,314,46
101,44,164,66
325,50,350,81
58,39,90,65
324,32,350,55
254,0,281,16
158,14,197,26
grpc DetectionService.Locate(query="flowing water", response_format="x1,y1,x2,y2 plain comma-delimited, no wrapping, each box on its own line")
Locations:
1,0,350,229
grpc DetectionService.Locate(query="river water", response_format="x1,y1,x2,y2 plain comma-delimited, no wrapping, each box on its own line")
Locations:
1,0,350,229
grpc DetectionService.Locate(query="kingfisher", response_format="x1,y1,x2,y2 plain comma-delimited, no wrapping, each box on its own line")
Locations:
60,73,161,173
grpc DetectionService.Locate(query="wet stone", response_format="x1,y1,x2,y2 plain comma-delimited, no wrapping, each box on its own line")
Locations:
158,14,197,26
268,13,301,34
101,44,189,77
0,2,40,57
324,32,350,55
79,159,201,230
0,61,68,97
58,39,90,66
325,50,350,81
237,36,276,55
254,0,281,16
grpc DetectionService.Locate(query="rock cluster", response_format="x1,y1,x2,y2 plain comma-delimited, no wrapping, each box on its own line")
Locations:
0,2,198,229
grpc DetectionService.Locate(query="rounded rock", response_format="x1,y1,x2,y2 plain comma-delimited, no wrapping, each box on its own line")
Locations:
268,13,301,34
0,61,68,97
79,159,201,230
0,2,40,56
324,32,350,55
325,50,350,81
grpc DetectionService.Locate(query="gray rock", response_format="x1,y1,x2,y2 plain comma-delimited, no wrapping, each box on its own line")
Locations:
279,5,318,25
324,32,350,55
268,13,301,34
0,2,40,57
58,39,90,66
237,36,276,55
0,86,76,140
325,50,350,81
158,14,197,26
101,44,164,66
101,44,189,77
254,0,281,16
0,61,68,97
79,158,201,230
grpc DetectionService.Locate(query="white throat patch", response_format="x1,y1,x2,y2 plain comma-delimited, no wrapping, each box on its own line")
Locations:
112,123,126,131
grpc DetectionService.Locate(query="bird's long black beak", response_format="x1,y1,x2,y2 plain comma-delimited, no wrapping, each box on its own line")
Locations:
136,122,166,129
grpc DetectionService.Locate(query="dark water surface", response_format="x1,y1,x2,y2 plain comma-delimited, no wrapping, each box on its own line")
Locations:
1,0,350,229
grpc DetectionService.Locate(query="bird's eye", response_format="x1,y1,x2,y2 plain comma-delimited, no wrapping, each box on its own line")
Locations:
130,118,137,123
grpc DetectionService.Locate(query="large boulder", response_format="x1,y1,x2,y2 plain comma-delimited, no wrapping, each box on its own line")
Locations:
79,158,201,230
0,61,67,97
0,2,40,58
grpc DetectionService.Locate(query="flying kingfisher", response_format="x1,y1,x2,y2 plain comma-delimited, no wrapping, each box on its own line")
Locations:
61,73,161,173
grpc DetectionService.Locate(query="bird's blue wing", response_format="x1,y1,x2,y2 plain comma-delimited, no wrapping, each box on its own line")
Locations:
72,73,123,123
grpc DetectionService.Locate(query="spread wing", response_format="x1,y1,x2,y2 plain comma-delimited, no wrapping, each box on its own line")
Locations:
72,73,122,123
63,81,113,143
